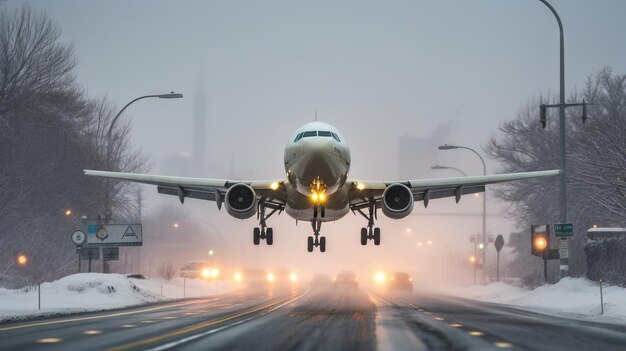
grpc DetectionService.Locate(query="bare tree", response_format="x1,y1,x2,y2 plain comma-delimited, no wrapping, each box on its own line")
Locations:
486,67,626,279
0,5,76,133
0,6,148,287
157,262,176,281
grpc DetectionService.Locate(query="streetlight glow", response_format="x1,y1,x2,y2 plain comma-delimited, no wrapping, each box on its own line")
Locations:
65,209,72,216
173,223,179,229
17,254,28,266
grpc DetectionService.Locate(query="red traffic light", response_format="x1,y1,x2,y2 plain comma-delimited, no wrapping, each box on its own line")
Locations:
531,225,550,257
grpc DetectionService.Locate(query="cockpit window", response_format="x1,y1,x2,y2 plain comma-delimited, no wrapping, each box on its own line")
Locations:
318,131,332,137
331,132,341,142
294,132,304,142
302,131,317,138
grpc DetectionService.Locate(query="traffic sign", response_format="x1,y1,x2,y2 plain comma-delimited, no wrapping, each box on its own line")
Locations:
554,223,574,238
559,239,569,258
80,247,119,261
86,224,142,247
71,230,86,246
494,235,505,253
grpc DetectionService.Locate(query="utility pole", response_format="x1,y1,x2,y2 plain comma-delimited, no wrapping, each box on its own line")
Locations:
537,0,592,280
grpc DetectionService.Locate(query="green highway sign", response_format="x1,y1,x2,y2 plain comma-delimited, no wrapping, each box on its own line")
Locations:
554,223,574,238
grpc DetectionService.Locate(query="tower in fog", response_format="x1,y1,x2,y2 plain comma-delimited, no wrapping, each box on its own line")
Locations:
192,71,206,176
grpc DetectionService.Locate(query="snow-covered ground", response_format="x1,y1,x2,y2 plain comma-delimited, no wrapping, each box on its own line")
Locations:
0,273,236,322
436,277,626,324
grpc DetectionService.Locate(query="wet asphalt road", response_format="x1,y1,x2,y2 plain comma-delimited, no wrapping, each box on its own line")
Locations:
1,286,625,351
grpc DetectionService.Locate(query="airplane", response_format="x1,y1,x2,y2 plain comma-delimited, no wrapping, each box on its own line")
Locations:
84,121,559,252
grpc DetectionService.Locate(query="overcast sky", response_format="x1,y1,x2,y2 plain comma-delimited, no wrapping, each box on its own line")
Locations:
12,0,626,277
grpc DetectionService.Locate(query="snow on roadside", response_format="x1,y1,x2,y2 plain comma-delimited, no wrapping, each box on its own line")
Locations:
0,273,235,322
437,277,626,324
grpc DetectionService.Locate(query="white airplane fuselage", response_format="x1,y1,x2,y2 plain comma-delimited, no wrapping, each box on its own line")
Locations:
283,122,351,222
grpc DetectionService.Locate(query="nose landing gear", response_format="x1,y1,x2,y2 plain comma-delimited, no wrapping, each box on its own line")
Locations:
307,220,326,252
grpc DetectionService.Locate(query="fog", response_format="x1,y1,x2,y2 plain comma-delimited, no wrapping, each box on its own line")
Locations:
18,0,626,286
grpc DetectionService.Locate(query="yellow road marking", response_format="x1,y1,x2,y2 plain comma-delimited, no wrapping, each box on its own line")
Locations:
121,324,137,328
495,342,514,348
107,294,301,351
450,323,463,328
469,331,485,336
433,317,445,321
36,338,62,344
83,330,102,335
141,320,155,324
0,300,205,332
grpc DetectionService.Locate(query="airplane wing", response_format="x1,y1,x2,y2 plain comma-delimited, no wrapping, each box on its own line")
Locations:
348,170,560,210
83,170,287,210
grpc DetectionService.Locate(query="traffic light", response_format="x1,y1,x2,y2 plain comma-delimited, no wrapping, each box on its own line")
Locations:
531,225,550,257
540,104,547,128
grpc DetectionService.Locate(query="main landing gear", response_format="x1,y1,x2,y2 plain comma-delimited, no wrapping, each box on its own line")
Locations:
307,220,326,253
253,201,278,246
356,201,381,246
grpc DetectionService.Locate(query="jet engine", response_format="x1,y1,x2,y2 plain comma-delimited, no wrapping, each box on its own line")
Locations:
381,183,414,219
225,183,257,219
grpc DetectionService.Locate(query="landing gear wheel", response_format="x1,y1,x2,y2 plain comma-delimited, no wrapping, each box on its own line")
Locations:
307,236,314,252
373,227,381,246
266,228,274,245
319,237,326,252
360,228,368,245
253,227,261,245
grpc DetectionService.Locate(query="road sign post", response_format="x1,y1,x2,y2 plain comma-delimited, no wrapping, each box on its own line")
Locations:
554,223,573,280
71,230,86,273
494,235,505,281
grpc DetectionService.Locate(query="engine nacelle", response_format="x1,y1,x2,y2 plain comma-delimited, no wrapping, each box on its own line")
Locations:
225,183,257,219
381,183,414,219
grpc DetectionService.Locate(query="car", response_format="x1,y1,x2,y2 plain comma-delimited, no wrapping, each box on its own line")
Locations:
180,261,218,279
272,268,298,286
334,271,359,290
310,274,333,290
237,268,271,288
388,272,413,292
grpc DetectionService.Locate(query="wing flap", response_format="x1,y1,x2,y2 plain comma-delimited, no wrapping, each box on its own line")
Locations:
349,170,559,207
84,169,287,206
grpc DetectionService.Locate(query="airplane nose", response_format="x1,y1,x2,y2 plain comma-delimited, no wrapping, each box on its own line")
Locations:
304,137,331,154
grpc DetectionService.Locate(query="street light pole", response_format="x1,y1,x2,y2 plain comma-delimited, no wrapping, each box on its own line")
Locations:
102,92,183,273
537,0,568,279
430,165,468,177
439,144,487,283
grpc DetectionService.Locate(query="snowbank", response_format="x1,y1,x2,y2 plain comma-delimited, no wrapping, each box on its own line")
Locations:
0,273,235,322
439,277,626,324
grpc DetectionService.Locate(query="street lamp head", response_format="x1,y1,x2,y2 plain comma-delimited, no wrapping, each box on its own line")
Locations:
158,92,183,99
438,144,458,150
430,165,446,170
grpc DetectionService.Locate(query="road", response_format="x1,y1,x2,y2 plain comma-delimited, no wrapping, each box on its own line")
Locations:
1,285,625,351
